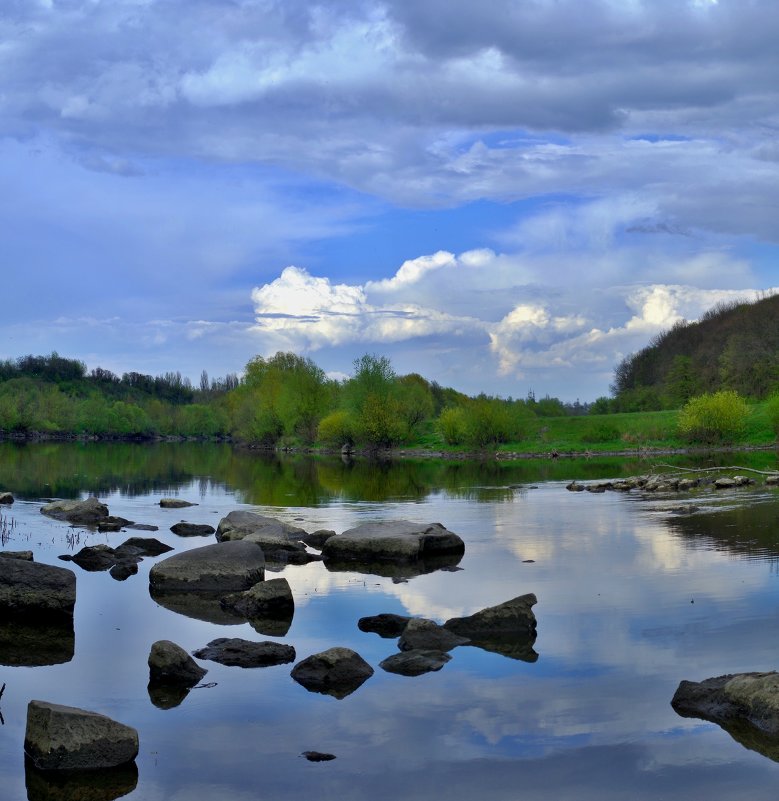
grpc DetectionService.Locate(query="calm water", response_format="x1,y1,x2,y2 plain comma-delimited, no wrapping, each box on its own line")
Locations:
2,442,779,800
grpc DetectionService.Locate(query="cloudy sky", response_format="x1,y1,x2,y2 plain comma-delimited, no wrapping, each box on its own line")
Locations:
3,0,779,400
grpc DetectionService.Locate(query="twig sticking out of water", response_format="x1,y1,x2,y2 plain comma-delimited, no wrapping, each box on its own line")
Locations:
0,682,5,701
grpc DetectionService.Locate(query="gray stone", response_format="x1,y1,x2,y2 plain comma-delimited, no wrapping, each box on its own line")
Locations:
301,529,337,549
125,523,160,532
24,700,139,770
63,544,118,571
766,474,779,486
358,613,412,638
221,577,294,618
0,558,76,616
714,477,738,489
0,491,14,504
115,537,173,558
291,647,374,699
149,540,265,592
170,522,216,537
678,478,700,490
399,618,470,652
41,497,109,525
379,649,452,676
216,510,307,542
109,561,139,581
193,637,296,667
148,640,207,685
672,672,779,735
1,550,33,561
159,498,197,508
321,521,464,564
444,593,537,639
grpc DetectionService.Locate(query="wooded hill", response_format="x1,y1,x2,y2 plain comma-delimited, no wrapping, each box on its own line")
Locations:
611,293,779,411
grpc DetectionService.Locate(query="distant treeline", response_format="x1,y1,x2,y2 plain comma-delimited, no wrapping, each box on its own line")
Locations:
0,351,589,448
601,292,779,413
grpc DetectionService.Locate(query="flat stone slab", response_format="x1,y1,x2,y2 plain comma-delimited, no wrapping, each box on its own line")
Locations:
0,558,76,616
193,637,296,667
216,511,308,542
149,540,265,592
379,650,452,676
291,647,374,699
322,521,465,564
40,497,109,525
24,700,139,770
672,672,779,735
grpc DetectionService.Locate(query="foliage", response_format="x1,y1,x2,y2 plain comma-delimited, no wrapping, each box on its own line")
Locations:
437,407,467,445
677,390,750,444
765,392,779,438
317,410,355,447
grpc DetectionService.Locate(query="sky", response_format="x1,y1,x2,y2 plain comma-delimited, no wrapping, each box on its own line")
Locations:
2,0,779,401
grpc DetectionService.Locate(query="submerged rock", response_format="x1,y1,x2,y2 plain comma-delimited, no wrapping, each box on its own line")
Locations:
379,650,451,676
322,521,465,565
24,700,139,770
358,613,412,638
302,751,336,762
41,497,109,525
193,637,296,667
115,537,172,557
148,639,207,685
0,558,76,616
149,540,265,592
291,647,374,699
170,522,216,537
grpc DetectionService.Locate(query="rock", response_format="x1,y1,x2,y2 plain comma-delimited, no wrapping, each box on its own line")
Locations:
1,550,33,561
216,511,307,542
0,491,14,504
358,613,412,638
170,522,216,537
443,593,538,661
159,498,197,508
193,637,296,667
25,758,138,801
291,647,374,699
148,640,207,685
322,521,465,564
398,618,470,652
115,537,173,557
733,475,754,486
672,672,779,735
379,650,452,676
125,523,159,532
148,540,265,592
766,474,779,485
41,497,109,525
220,577,294,618
714,477,738,489
444,593,537,638
97,516,133,533
302,751,336,761
109,561,139,581
678,478,700,490
64,544,119,571
301,529,336,549
24,700,139,770
0,558,76,616
565,481,585,492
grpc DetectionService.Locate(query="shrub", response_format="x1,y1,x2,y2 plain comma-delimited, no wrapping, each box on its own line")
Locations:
437,407,467,445
677,390,749,444
765,392,779,438
317,410,355,447
581,422,620,443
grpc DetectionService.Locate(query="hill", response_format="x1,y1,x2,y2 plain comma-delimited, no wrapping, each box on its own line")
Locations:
611,293,779,410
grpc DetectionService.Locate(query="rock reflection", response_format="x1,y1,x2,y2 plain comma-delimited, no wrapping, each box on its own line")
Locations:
25,757,138,801
147,681,191,710
149,587,246,625
460,632,539,663
323,552,464,580
0,613,74,666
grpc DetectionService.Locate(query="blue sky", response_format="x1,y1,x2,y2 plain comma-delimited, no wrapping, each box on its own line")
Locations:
2,0,779,400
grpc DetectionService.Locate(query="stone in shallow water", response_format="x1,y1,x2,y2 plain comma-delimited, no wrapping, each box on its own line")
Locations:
398,618,469,652
291,647,374,699
193,637,296,667
40,497,109,525
24,700,139,770
148,639,208,685
159,498,197,508
358,613,412,638
170,522,216,537
0,558,76,616
379,650,451,676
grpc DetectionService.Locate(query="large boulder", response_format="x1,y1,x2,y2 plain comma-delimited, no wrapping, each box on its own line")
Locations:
41,497,109,525
193,638,296,667
672,672,779,735
398,618,469,652
216,511,307,542
24,700,139,770
148,540,265,592
291,647,374,699
322,521,464,564
148,640,207,685
0,558,76,616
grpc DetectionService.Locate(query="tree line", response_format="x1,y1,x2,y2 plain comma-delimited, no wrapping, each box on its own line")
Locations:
0,351,585,449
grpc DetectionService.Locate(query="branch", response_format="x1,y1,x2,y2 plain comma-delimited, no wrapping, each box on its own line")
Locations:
653,463,779,477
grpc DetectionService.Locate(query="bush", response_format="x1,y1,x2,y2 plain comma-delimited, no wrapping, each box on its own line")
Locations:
437,407,467,445
765,392,779,438
317,410,355,447
581,422,620,443
677,390,749,444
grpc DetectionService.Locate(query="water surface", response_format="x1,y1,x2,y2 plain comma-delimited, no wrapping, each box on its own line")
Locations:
2,442,779,800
